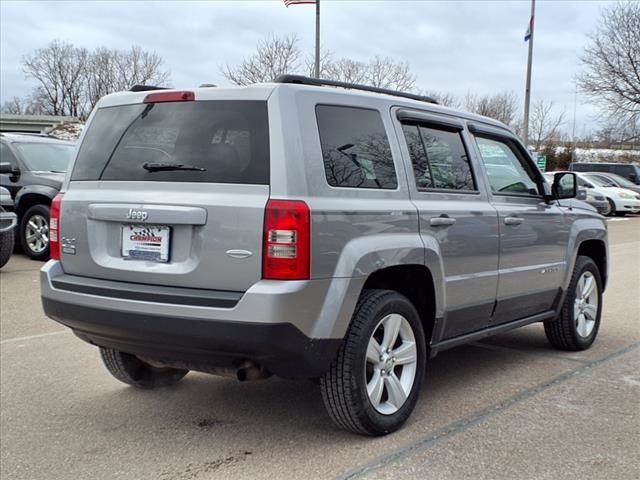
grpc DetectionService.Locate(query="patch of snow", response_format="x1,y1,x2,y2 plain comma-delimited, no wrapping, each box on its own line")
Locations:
45,122,84,141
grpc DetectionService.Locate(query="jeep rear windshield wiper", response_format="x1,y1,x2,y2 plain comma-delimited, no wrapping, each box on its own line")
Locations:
142,162,206,173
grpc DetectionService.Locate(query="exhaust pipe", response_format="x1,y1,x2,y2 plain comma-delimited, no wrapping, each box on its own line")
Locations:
236,360,272,382
139,357,271,381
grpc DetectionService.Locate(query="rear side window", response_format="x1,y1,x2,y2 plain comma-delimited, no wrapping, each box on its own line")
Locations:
72,101,269,184
402,124,475,191
613,164,633,178
316,105,397,189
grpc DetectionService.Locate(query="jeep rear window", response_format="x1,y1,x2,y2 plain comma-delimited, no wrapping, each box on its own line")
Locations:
71,101,269,184
316,105,397,189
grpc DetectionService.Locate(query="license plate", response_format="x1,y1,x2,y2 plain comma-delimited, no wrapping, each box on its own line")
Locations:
121,225,170,262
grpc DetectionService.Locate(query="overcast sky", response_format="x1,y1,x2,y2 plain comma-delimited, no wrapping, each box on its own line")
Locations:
0,0,610,134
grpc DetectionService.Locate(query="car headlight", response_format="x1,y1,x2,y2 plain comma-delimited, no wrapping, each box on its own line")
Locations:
618,192,633,199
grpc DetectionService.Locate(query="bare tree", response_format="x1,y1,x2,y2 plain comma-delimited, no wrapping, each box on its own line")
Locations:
22,40,88,117
0,96,38,115
367,56,416,91
465,91,520,128
322,57,369,84
85,46,170,111
222,34,302,85
529,99,566,150
421,91,460,108
596,114,640,146
20,40,170,119
314,54,417,91
578,1,640,119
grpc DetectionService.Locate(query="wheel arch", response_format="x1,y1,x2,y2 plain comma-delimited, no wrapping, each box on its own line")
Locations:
15,187,57,218
360,264,437,350
577,239,608,291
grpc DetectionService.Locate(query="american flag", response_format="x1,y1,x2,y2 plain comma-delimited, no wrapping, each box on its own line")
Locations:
284,0,316,6
524,15,534,42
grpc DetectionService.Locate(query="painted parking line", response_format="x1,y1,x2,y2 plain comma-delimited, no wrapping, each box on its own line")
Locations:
607,218,630,222
0,330,68,345
338,342,640,480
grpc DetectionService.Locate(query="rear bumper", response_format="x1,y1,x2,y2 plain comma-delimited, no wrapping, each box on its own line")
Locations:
0,211,17,233
40,261,363,379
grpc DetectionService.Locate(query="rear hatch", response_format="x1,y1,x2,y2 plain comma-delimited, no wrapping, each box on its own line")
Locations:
60,94,270,292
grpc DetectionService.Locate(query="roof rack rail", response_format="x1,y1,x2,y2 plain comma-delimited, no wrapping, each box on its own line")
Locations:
274,75,438,105
129,85,169,92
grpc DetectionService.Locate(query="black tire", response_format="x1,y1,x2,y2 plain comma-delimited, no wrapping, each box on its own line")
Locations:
544,256,603,351
100,348,188,388
320,289,426,436
0,210,14,269
19,204,51,261
605,198,616,217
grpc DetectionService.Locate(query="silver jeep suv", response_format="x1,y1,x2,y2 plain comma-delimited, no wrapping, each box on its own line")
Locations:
41,76,608,436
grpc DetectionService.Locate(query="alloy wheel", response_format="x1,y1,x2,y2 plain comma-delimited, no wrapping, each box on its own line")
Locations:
365,313,418,415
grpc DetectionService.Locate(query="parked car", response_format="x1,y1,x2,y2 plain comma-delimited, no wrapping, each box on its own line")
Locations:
570,162,640,185
41,76,608,436
0,187,17,268
553,171,640,216
582,172,640,196
0,133,75,260
543,173,609,215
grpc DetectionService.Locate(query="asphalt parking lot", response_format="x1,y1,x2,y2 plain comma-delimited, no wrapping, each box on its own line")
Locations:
1,217,639,480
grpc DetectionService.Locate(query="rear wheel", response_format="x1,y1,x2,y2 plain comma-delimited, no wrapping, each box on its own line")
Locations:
320,289,426,436
19,204,50,261
0,208,14,268
544,256,602,351
100,348,188,388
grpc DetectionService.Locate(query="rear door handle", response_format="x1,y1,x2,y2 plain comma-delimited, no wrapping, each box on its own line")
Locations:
430,215,457,227
504,216,524,226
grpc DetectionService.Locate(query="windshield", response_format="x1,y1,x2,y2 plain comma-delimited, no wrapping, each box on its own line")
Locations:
585,175,615,188
594,173,636,188
14,143,74,172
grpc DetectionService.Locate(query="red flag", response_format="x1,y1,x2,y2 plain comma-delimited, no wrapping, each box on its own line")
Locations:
284,0,316,6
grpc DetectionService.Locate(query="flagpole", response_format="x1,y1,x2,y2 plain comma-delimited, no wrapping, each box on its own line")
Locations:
523,0,535,149
314,0,320,78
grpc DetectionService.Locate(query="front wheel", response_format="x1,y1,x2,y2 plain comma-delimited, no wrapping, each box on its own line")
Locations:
604,198,616,217
19,204,51,260
320,290,426,436
544,256,603,351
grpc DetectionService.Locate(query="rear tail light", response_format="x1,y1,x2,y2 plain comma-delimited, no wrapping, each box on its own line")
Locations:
143,91,194,103
49,193,64,260
263,200,310,280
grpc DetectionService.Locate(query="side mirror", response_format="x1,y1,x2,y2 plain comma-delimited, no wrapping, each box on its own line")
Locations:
576,189,588,201
552,172,577,200
0,162,19,175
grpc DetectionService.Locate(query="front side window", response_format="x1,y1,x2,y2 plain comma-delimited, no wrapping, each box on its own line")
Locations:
316,105,397,189
402,124,475,191
475,136,540,196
